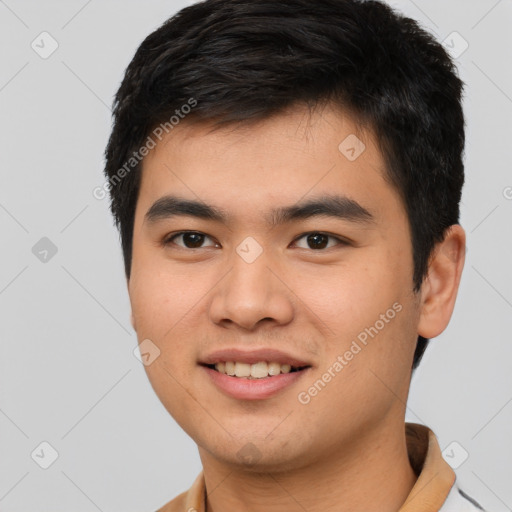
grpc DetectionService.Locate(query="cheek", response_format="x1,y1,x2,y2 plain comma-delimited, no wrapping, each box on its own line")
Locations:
129,265,203,420
291,250,415,393
293,254,406,338
130,262,198,337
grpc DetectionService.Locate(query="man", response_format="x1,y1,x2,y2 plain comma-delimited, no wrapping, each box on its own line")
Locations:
103,0,486,510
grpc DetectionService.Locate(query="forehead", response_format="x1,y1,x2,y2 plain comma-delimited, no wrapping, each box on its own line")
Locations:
136,104,404,227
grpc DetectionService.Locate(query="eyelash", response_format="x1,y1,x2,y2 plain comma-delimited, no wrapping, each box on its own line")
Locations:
162,231,349,251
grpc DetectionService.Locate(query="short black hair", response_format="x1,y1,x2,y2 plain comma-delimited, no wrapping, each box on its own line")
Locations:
104,0,465,370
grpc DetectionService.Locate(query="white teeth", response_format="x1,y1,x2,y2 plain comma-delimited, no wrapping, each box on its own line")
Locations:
225,361,236,376
213,361,302,379
268,362,281,376
251,361,268,378
235,362,251,377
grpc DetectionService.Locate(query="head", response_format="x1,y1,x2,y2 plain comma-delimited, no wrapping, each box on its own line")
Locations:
104,0,465,470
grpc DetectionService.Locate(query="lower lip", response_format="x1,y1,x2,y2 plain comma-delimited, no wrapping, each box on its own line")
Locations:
202,366,310,400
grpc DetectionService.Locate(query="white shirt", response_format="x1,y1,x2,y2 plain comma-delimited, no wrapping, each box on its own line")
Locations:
440,484,486,512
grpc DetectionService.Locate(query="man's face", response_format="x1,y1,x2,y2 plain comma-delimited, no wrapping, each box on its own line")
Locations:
128,104,420,471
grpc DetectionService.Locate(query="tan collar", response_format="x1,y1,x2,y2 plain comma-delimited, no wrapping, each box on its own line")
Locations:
162,423,455,512
398,423,456,511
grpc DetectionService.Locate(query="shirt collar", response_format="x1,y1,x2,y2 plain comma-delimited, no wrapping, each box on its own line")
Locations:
181,422,455,512
399,423,456,512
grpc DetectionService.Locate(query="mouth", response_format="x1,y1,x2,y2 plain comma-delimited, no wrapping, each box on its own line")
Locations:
199,348,313,400
201,361,311,379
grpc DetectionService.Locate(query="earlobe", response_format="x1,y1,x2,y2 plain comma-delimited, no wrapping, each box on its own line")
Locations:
130,312,136,331
417,224,466,339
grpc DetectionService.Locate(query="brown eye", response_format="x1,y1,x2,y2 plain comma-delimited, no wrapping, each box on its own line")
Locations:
164,232,217,249
307,233,329,249
293,232,347,250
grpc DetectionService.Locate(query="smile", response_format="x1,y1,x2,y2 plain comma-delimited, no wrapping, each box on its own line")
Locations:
206,361,309,379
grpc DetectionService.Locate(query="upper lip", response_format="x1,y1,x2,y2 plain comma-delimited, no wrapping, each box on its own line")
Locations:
199,348,312,368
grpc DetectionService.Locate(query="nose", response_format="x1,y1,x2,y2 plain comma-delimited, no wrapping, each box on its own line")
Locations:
208,249,294,331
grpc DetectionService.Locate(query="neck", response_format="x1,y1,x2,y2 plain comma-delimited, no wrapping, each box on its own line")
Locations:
200,419,417,512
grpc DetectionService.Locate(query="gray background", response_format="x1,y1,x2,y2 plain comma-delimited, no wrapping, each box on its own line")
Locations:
0,0,511,510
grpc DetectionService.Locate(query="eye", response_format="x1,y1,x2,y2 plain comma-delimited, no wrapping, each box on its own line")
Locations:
292,232,348,250
163,231,218,249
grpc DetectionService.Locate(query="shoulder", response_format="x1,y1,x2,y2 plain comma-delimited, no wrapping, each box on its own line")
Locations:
154,471,205,512
440,483,487,512
155,489,188,512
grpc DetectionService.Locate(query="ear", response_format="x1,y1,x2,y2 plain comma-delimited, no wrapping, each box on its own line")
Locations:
417,224,466,339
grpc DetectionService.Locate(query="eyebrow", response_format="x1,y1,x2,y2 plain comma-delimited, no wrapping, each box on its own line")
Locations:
144,194,376,227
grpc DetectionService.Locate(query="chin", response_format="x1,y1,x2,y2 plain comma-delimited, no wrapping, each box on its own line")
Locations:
200,437,314,474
